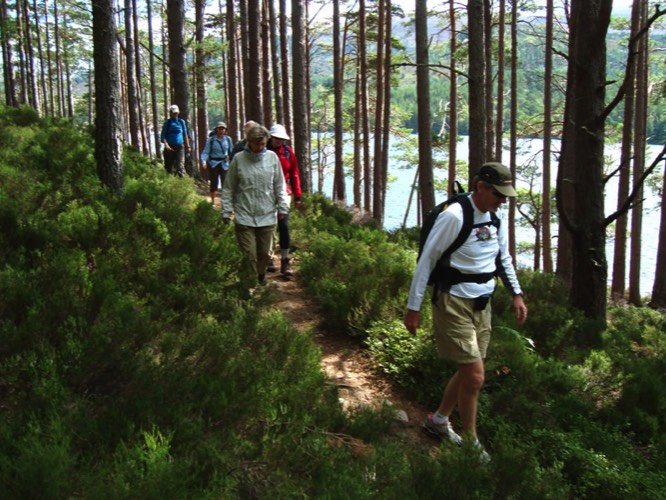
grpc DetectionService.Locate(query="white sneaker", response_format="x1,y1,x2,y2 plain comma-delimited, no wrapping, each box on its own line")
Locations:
422,414,463,446
474,439,491,463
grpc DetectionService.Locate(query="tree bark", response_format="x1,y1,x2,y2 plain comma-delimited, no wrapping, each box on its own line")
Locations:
167,0,189,120
261,0,272,125
611,0,641,300
359,0,370,211
483,0,494,161
268,0,283,124
245,0,262,122
132,0,149,154
508,0,517,257
494,0,505,161
92,0,123,193
372,0,386,223
146,0,161,159
416,0,434,216
447,0,457,196
32,0,47,115
650,160,666,308
226,0,239,140
467,0,485,179
0,0,17,106
124,0,141,149
292,0,309,192
542,0,553,273
628,0,648,305
279,0,291,136
332,0,345,202
22,0,39,111
563,0,613,329
195,0,209,155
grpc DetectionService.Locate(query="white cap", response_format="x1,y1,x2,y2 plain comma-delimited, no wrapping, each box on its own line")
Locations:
269,124,289,140
169,104,179,113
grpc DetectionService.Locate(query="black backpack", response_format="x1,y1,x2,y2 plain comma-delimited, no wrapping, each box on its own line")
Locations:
418,192,500,289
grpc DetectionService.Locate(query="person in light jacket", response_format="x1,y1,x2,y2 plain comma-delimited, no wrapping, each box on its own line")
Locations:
221,125,290,291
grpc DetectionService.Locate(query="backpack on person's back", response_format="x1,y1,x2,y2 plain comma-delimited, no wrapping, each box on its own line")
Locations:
418,184,500,291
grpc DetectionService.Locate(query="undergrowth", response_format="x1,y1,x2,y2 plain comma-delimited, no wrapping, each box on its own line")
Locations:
2,105,664,497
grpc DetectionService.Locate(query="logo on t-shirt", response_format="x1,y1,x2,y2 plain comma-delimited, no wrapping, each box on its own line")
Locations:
475,226,493,241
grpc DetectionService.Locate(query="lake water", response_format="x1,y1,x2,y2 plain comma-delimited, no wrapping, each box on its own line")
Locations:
313,135,663,297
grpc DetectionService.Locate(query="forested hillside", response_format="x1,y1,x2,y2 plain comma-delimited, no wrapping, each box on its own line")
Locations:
1,105,665,498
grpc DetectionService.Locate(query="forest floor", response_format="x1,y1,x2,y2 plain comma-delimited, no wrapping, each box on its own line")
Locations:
206,186,435,448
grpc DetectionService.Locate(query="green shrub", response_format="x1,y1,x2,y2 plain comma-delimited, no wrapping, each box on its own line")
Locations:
297,226,413,335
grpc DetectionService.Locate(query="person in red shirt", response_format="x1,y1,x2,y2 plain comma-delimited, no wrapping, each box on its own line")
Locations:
268,124,302,277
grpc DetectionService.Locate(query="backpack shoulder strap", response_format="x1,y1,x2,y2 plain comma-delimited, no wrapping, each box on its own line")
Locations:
440,195,474,262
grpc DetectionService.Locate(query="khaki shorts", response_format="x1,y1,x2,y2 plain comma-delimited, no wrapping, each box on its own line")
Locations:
432,292,492,364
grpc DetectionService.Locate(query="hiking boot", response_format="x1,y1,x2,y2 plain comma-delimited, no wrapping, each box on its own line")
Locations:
474,439,491,464
266,258,277,273
422,414,463,446
280,257,293,277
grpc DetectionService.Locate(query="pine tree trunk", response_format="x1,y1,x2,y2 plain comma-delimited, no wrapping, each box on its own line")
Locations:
467,0,485,179
565,0,613,329
494,0,505,160
542,0,553,273
332,0,345,202
132,0,149,154
245,0,262,122
15,0,28,105
380,1,391,221
279,0,291,136
447,0,457,196
372,0,386,224
628,1,648,305
360,0,370,212
195,0,209,156
44,0,54,114
0,0,17,106
124,0,141,149
261,0,272,125
32,0,47,115
268,0,283,124
146,0,161,159
508,0,517,257
226,0,239,140
611,0,641,300
92,0,123,193
483,0,494,161
53,0,64,115
649,159,666,308
22,0,39,111
415,0,434,216
291,0,309,192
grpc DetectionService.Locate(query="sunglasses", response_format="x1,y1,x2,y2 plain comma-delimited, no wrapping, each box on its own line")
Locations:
486,183,507,198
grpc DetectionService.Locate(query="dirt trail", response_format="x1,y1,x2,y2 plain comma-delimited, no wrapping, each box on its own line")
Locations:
266,257,434,446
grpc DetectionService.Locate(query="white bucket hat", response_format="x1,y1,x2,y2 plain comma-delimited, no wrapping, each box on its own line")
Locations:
269,124,290,140
215,121,227,129
169,104,180,113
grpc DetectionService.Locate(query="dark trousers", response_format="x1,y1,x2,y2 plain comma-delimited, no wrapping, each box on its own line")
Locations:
278,213,290,250
208,165,227,192
164,146,185,177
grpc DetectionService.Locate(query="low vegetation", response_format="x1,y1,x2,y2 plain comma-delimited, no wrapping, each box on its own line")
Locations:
1,107,664,497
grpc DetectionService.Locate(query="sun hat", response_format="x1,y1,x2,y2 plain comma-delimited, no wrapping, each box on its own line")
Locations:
169,104,179,113
478,162,517,197
269,124,290,140
215,121,227,129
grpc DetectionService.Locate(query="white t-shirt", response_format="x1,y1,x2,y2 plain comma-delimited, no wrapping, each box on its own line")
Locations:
406,195,522,311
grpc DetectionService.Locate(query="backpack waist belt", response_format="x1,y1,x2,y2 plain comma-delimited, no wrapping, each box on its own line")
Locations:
431,268,496,302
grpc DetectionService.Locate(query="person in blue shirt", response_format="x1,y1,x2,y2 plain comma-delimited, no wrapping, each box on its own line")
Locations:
160,104,191,177
200,122,234,205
